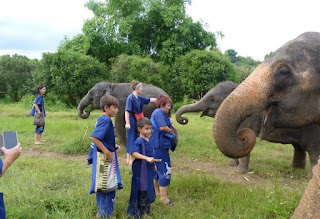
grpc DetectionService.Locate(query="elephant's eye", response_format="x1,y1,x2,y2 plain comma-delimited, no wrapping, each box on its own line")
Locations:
274,65,293,90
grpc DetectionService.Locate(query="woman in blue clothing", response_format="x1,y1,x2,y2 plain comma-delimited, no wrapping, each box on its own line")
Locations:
31,85,46,145
128,117,158,218
150,95,174,206
0,143,22,219
125,80,156,166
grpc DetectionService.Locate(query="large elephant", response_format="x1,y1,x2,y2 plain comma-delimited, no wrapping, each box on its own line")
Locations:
212,32,320,218
176,81,320,173
213,32,320,159
77,82,169,147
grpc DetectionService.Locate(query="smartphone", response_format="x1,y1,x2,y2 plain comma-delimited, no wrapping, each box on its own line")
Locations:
0,131,18,156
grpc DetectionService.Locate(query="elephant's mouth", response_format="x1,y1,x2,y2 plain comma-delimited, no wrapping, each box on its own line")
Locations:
260,103,277,139
200,108,216,118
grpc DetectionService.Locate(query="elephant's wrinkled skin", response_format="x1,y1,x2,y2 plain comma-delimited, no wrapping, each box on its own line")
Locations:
77,82,169,147
212,32,320,217
176,81,320,174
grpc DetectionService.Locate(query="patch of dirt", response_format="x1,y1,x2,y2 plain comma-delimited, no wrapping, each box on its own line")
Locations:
24,146,307,189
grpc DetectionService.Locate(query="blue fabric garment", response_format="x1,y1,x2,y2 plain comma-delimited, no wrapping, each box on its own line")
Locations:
88,115,123,195
150,108,172,150
154,148,171,187
30,94,45,116
31,94,46,133
125,94,150,153
90,115,116,153
0,193,5,219
35,125,44,134
128,137,155,218
0,160,5,219
96,191,116,218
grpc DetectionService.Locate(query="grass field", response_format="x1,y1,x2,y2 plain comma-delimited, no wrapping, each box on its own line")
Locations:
0,103,309,218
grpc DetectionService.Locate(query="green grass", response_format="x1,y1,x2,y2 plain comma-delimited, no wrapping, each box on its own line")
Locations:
0,103,308,218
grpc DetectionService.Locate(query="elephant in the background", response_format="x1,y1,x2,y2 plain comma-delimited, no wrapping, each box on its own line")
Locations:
77,82,169,147
176,81,320,174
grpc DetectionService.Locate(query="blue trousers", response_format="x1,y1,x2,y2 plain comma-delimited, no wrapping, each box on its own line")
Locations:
96,191,116,218
0,193,5,219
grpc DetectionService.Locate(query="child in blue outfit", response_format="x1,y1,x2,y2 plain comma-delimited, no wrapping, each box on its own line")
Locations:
88,95,122,218
128,117,159,218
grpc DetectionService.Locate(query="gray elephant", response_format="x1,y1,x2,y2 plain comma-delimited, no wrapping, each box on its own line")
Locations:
212,32,320,218
176,81,320,174
77,82,169,147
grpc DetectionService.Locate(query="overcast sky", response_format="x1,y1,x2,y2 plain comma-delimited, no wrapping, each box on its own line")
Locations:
1,0,320,61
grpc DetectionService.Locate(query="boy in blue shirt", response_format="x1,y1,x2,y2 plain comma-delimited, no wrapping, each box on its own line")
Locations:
88,95,122,218
128,117,159,218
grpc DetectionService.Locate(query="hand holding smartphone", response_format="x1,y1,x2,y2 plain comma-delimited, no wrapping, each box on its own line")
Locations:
0,131,18,156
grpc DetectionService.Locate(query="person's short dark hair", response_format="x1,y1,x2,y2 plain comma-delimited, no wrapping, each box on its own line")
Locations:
131,80,141,90
36,85,45,95
137,117,152,128
100,95,119,111
156,95,172,108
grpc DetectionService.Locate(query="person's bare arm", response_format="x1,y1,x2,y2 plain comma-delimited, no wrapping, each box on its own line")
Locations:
132,152,155,163
150,98,157,103
0,143,22,177
159,126,172,133
90,137,113,161
125,111,130,129
34,104,41,114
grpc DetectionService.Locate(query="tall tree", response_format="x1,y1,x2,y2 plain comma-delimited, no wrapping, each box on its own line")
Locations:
60,0,216,66
0,54,33,101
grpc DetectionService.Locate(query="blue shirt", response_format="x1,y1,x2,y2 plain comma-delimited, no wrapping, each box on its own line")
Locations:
90,115,116,152
150,108,172,150
30,94,45,116
125,94,150,115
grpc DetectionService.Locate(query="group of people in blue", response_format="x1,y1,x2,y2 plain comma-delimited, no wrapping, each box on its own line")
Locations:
0,81,175,218
89,80,176,218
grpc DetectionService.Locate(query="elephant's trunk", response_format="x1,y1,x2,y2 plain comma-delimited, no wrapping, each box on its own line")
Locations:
213,63,273,158
175,102,204,124
77,95,92,119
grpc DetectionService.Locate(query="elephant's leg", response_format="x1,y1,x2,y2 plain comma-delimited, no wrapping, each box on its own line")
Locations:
291,144,306,169
236,154,250,173
227,159,239,167
306,147,320,177
115,114,126,148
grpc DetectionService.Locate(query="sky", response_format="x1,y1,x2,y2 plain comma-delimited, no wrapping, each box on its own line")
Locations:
1,0,320,61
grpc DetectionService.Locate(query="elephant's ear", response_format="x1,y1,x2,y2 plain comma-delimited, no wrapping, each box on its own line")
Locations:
102,86,112,96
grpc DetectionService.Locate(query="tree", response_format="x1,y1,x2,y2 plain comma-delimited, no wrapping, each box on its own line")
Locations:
60,0,216,66
0,54,34,101
224,49,238,63
174,50,236,100
109,54,166,88
35,51,108,106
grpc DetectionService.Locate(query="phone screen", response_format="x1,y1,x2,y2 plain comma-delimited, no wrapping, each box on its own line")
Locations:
0,131,18,156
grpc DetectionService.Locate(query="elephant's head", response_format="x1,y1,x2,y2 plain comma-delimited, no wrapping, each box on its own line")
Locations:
175,81,237,124
213,32,320,159
77,82,112,119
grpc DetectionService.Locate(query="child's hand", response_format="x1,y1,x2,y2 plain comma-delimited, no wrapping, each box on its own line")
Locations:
146,157,155,163
115,144,121,152
104,151,113,162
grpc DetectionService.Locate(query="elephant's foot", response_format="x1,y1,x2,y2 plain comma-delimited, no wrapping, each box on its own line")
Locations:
236,165,249,174
291,163,306,169
228,159,239,167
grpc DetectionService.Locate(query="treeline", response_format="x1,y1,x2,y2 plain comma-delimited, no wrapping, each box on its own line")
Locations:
0,0,261,107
